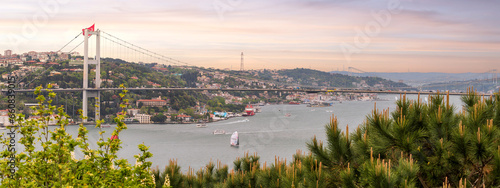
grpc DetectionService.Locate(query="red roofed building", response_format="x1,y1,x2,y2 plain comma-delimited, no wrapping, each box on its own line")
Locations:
152,67,168,72
177,114,192,122
26,60,37,65
136,96,167,107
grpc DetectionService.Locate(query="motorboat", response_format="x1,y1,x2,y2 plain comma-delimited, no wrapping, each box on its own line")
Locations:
213,129,226,135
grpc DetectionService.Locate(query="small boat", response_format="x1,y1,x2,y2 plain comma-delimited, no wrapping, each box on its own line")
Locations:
255,107,262,113
102,123,111,128
213,129,226,135
242,118,249,122
244,105,255,116
289,101,300,105
196,123,207,128
230,131,239,148
285,113,291,117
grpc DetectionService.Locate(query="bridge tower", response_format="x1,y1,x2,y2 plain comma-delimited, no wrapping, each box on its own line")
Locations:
82,28,101,123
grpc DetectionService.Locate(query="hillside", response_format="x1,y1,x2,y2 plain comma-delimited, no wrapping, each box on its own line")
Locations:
420,79,499,93
279,68,409,88
6,58,209,121
331,71,494,86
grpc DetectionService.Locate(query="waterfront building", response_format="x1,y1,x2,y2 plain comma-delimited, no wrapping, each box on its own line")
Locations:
177,114,192,122
136,97,168,107
134,114,151,124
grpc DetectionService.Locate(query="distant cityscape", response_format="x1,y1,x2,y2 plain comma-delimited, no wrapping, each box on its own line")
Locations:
1,49,498,127
0,49,395,126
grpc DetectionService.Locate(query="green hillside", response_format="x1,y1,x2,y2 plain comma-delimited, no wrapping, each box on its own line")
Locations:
278,68,409,88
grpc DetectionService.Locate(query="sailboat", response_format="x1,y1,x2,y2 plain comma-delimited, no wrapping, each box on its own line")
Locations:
230,131,239,148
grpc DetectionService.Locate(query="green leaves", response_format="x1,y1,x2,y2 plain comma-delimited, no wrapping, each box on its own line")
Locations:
307,90,500,187
0,86,154,187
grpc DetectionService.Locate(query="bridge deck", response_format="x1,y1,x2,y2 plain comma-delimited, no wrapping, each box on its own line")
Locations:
1,88,470,96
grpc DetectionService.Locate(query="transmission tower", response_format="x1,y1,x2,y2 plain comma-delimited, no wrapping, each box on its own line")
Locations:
240,52,244,71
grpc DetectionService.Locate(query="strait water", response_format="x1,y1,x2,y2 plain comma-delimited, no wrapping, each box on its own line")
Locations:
3,94,465,172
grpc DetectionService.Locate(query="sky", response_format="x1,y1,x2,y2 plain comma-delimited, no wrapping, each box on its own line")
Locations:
1,0,499,73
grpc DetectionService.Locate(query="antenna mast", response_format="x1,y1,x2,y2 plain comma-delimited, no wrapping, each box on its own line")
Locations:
240,52,244,71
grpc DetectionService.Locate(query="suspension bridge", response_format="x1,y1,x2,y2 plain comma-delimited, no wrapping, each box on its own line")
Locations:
1,26,480,122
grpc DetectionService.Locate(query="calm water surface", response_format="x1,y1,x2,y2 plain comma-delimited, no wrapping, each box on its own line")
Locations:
4,94,464,172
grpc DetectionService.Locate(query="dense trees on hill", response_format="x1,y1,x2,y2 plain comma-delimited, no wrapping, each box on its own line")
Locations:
279,68,408,88
180,70,199,88
6,58,206,119
206,96,245,113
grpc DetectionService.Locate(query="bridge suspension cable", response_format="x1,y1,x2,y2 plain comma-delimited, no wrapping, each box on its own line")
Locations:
17,31,84,86
56,32,82,52
100,30,191,67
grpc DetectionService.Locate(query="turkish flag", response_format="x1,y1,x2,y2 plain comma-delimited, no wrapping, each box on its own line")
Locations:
82,24,95,36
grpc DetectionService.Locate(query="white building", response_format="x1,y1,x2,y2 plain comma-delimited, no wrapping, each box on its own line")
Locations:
4,50,12,57
127,109,140,116
0,110,12,126
134,114,151,124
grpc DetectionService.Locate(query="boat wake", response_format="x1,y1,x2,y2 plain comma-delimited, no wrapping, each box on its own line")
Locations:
220,119,250,125
236,128,323,134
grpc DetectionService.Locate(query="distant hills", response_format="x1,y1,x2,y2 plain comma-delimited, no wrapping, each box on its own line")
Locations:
275,68,408,88
331,71,496,87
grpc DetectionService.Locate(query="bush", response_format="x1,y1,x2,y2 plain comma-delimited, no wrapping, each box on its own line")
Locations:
0,84,166,187
308,90,500,187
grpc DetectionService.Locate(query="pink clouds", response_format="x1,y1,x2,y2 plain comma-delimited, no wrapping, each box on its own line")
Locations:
1,0,499,73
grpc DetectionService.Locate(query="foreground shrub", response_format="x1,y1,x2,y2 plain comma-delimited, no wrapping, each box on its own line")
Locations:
309,90,500,187
0,85,160,187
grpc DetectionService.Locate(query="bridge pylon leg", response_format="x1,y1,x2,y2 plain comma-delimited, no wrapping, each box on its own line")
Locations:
83,91,88,122
82,28,101,123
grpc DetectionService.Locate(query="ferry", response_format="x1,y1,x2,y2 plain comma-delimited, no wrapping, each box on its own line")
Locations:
243,105,255,116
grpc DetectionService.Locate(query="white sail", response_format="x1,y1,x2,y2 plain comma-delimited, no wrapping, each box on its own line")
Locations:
230,131,239,147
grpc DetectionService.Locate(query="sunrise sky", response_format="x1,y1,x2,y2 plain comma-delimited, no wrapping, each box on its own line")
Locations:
1,0,499,73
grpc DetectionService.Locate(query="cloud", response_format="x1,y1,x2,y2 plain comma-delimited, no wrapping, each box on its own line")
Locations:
1,0,499,73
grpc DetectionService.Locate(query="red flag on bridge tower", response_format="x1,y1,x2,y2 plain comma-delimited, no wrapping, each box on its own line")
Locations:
82,24,95,36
